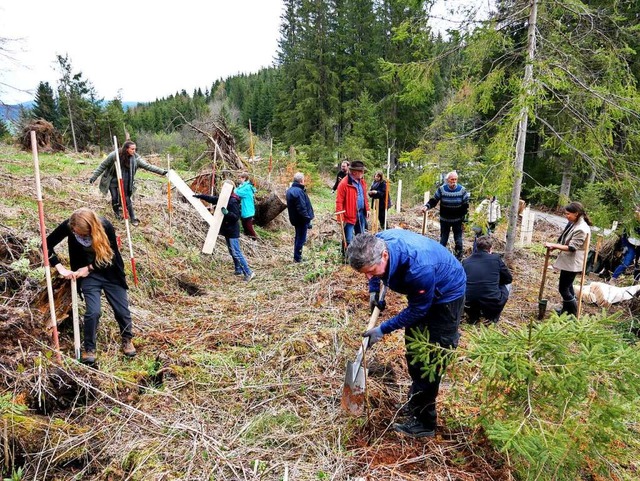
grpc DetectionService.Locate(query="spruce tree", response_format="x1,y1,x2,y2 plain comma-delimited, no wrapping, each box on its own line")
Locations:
31,81,58,125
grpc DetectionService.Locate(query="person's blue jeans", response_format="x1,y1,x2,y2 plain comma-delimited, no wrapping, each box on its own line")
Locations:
225,237,252,276
612,237,639,278
440,221,464,259
344,210,368,246
81,273,133,352
294,224,309,262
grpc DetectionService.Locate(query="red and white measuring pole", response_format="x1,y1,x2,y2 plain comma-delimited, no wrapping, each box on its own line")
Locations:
31,131,62,363
112,136,138,286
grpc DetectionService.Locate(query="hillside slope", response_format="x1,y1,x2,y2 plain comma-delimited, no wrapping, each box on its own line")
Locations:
5,143,633,480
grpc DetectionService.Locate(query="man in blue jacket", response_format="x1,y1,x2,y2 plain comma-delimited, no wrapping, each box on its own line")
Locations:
346,230,466,438
286,172,315,263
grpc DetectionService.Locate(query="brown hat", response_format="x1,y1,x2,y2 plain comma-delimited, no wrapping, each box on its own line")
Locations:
349,160,366,172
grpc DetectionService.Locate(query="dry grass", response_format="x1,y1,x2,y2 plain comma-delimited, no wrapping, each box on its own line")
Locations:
1,144,629,480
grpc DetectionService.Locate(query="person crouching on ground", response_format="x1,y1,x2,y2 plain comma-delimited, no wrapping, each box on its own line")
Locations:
346,230,466,438
46,208,136,364
286,172,315,263
544,201,592,316
462,235,512,324
193,192,255,282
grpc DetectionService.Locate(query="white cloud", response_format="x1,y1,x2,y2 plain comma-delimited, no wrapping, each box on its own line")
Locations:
0,0,283,104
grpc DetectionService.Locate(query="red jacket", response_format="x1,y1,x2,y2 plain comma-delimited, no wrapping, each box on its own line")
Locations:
335,175,369,225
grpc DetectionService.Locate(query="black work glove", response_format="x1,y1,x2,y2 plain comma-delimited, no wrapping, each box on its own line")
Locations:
307,223,313,229
162,170,168,175
369,291,386,314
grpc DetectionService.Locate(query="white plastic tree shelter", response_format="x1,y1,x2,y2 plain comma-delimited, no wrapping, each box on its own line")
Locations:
396,179,402,213
166,170,234,254
519,206,535,246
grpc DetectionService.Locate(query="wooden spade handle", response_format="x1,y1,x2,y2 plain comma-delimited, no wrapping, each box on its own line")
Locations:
538,247,552,301
577,232,591,318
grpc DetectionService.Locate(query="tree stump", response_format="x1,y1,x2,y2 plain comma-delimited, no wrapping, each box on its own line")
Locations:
255,192,287,226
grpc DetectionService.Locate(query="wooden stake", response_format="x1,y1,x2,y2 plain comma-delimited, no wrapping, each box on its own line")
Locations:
210,145,217,196
112,136,138,286
268,138,273,183
421,191,430,236
371,199,379,232
577,232,591,319
167,154,174,245
70,278,81,360
31,131,62,363
248,119,254,160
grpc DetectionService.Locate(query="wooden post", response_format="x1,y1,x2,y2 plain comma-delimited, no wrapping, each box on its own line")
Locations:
167,154,174,245
371,199,379,233
71,278,81,360
268,138,273,183
248,119,254,160
396,180,402,213
421,191,430,236
577,232,591,318
31,131,62,363
593,234,603,266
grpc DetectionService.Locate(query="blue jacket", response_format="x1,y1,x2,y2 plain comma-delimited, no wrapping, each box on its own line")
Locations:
234,181,257,219
368,229,466,334
286,182,315,226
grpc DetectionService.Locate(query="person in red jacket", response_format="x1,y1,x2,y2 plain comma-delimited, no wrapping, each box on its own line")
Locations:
335,160,370,247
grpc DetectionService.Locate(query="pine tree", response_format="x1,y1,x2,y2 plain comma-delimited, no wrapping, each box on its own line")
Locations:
31,81,58,125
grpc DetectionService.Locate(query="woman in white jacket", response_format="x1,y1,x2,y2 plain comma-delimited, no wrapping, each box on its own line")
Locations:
544,202,592,316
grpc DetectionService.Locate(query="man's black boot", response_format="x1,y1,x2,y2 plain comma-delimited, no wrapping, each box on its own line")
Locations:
393,417,435,438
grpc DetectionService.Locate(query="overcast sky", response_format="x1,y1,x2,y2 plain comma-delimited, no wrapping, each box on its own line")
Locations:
0,0,285,104
0,0,489,106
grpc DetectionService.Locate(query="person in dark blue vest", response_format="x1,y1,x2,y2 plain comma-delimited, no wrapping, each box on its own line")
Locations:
421,170,470,260
462,235,512,324
286,172,315,263
346,230,465,438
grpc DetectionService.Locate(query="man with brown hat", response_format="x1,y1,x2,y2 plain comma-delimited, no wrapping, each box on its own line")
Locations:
336,160,370,246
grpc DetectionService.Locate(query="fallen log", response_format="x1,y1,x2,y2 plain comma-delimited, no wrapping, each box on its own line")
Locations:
255,192,287,226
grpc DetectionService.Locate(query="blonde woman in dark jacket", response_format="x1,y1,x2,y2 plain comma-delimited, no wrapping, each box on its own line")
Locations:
544,202,592,316
89,141,167,225
46,208,136,364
